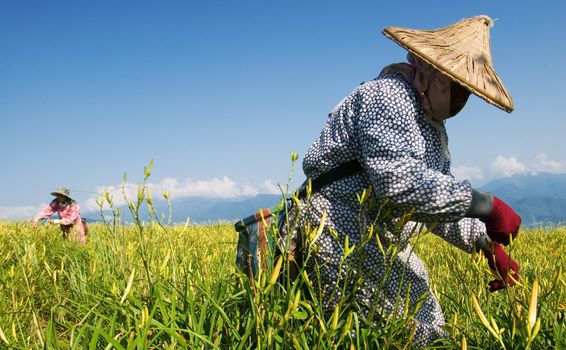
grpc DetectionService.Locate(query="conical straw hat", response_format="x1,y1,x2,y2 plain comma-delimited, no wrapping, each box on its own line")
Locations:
382,15,514,113
51,186,73,200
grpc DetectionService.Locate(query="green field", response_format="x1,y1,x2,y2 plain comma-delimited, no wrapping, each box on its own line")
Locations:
0,217,564,349
1,165,565,349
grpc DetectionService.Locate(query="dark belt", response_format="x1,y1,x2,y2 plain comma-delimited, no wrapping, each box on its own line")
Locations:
298,159,363,199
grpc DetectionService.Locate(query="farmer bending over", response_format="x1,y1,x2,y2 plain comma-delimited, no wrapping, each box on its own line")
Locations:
32,186,88,244
297,16,521,347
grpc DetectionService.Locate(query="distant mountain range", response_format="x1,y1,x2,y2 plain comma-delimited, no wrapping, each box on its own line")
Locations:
478,172,566,226
86,193,284,224
86,172,566,226
160,193,283,224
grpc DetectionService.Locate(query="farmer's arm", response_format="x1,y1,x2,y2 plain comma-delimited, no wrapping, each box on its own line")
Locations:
427,219,486,253
33,201,56,222
427,185,520,251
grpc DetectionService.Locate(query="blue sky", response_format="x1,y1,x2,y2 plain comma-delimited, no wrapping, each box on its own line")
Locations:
1,1,565,219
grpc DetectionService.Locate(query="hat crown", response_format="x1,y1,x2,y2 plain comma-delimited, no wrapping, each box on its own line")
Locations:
382,15,514,113
52,186,71,198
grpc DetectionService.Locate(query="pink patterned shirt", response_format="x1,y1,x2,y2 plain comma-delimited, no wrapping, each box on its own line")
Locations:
34,200,86,243
34,200,83,225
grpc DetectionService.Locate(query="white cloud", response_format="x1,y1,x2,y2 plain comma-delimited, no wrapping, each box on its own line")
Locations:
158,176,241,198
451,165,484,181
490,155,527,177
83,176,281,212
259,180,282,195
0,203,48,220
531,153,566,173
490,153,566,178
241,185,259,197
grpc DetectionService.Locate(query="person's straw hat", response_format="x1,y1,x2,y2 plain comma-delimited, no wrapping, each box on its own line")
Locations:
51,186,72,200
382,15,514,113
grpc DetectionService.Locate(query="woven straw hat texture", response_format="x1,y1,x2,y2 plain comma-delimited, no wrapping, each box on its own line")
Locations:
382,15,514,113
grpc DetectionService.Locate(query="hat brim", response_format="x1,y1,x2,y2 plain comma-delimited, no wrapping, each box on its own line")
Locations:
382,16,514,113
51,191,72,199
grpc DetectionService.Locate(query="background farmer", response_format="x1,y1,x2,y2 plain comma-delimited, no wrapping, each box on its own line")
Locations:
32,186,87,244
298,16,521,347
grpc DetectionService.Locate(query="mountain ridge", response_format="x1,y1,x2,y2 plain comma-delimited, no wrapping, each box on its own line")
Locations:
478,172,566,225
86,172,566,226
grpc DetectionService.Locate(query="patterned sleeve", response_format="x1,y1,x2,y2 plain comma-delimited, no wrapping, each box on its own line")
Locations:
33,201,56,221
428,219,487,253
396,218,485,254
355,79,473,223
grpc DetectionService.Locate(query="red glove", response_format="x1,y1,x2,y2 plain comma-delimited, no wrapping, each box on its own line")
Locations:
482,242,520,292
482,196,521,245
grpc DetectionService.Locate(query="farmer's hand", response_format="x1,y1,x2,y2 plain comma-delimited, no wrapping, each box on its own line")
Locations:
467,191,521,245
482,196,521,245
482,242,520,292
31,220,38,228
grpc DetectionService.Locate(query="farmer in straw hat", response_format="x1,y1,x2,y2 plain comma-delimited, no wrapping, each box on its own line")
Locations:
297,16,520,346
32,186,88,244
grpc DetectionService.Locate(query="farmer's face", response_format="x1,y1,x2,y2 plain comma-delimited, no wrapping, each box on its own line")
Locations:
55,195,67,203
449,82,471,117
426,72,452,122
426,72,471,122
